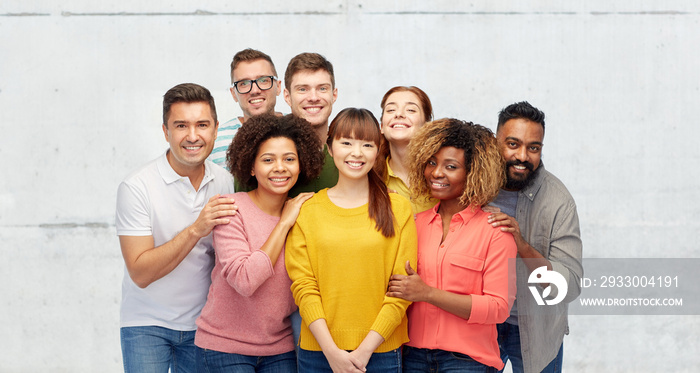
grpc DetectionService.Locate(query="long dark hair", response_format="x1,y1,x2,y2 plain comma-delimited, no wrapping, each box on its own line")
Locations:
327,108,395,237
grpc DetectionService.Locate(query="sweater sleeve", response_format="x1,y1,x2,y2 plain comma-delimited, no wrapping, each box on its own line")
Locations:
370,202,418,339
212,210,275,297
467,230,517,324
285,219,326,325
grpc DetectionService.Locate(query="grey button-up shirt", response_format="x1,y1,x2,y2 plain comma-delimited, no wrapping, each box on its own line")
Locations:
513,163,583,373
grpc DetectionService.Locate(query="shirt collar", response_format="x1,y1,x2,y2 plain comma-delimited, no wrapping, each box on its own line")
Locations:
386,157,400,180
157,150,215,187
424,202,481,224
157,151,181,184
520,162,546,201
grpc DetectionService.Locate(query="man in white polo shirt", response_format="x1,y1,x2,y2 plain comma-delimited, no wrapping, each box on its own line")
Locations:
116,83,236,372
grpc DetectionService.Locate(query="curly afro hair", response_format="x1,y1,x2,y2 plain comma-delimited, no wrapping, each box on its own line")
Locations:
408,118,505,208
226,114,324,190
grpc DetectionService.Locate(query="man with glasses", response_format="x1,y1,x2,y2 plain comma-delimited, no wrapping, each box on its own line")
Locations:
209,49,282,169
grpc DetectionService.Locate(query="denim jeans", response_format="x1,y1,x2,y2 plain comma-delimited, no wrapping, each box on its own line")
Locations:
297,348,401,372
402,345,496,373
290,309,302,346
121,326,196,373
195,348,296,373
497,323,563,373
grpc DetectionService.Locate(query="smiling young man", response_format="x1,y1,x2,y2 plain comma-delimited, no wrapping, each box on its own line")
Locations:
487,101,583,373
116,83,236,372
282,52,340,196
209,49,283,169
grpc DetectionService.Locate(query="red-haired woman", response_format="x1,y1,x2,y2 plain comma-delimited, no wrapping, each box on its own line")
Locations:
376,86,437,214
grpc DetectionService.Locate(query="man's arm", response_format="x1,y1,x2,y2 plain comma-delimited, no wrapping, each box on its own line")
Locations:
546,202,584,302
120,195,237,288
488,203,583,302
488,212,551,273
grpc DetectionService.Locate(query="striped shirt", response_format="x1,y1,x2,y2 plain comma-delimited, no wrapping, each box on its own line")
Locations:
208,117,243,170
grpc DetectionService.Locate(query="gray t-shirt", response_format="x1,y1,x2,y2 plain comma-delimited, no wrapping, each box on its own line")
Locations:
489,189,519,324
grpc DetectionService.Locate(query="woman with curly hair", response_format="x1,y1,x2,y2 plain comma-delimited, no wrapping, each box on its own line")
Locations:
194,114,324,372
387,119,517,372
375,86,437,213
286,108,417,372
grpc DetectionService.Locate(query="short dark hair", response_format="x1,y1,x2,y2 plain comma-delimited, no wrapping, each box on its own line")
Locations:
227,114,324,190
230,49,278,84
284,52,335,91
497,101,545,134
162,83,217,125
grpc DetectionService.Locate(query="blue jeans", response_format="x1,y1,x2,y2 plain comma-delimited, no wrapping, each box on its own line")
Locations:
402,345,496,372
121,326,196,373
497,323,563,373
290,309,302,346
195,348,296,373
298,348,401,372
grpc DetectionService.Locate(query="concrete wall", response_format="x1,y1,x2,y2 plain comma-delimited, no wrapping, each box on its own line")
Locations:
1,1,698,371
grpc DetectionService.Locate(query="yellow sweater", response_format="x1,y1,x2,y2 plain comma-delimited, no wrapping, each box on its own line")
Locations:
285,189,417,352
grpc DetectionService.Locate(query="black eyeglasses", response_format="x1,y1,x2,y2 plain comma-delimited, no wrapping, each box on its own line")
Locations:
232,76,277,94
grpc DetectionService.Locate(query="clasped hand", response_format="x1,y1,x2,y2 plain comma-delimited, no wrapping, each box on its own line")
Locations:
386,261,430,302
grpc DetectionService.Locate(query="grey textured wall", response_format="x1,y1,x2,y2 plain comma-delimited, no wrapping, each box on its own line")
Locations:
1,1,699,371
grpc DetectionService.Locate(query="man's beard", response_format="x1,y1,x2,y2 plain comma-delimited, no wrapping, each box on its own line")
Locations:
504,160,537,190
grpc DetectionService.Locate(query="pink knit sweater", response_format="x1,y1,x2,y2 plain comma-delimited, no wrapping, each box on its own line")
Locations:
195,192,296,355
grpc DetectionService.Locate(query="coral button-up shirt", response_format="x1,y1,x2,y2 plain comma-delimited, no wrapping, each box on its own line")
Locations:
407,204,517,369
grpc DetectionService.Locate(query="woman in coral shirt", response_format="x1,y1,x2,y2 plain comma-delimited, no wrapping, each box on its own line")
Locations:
387,118,517,372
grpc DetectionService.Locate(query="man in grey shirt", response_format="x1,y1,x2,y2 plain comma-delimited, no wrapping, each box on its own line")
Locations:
488,101,583,373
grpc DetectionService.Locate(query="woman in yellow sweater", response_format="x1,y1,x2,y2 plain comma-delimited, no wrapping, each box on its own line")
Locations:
285,108,417,373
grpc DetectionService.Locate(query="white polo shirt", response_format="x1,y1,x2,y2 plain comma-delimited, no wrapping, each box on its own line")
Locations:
116,151,234,330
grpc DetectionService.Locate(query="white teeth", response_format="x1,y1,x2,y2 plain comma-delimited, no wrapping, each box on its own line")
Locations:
432,182,448,187
347,162,363,167
513,165,526,170
392,124,408,129
305,107,321,113
184,146,200,150
250,99,263,104
270,178,288,182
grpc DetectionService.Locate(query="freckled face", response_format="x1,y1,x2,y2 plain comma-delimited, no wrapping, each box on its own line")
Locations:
381,91,427,144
